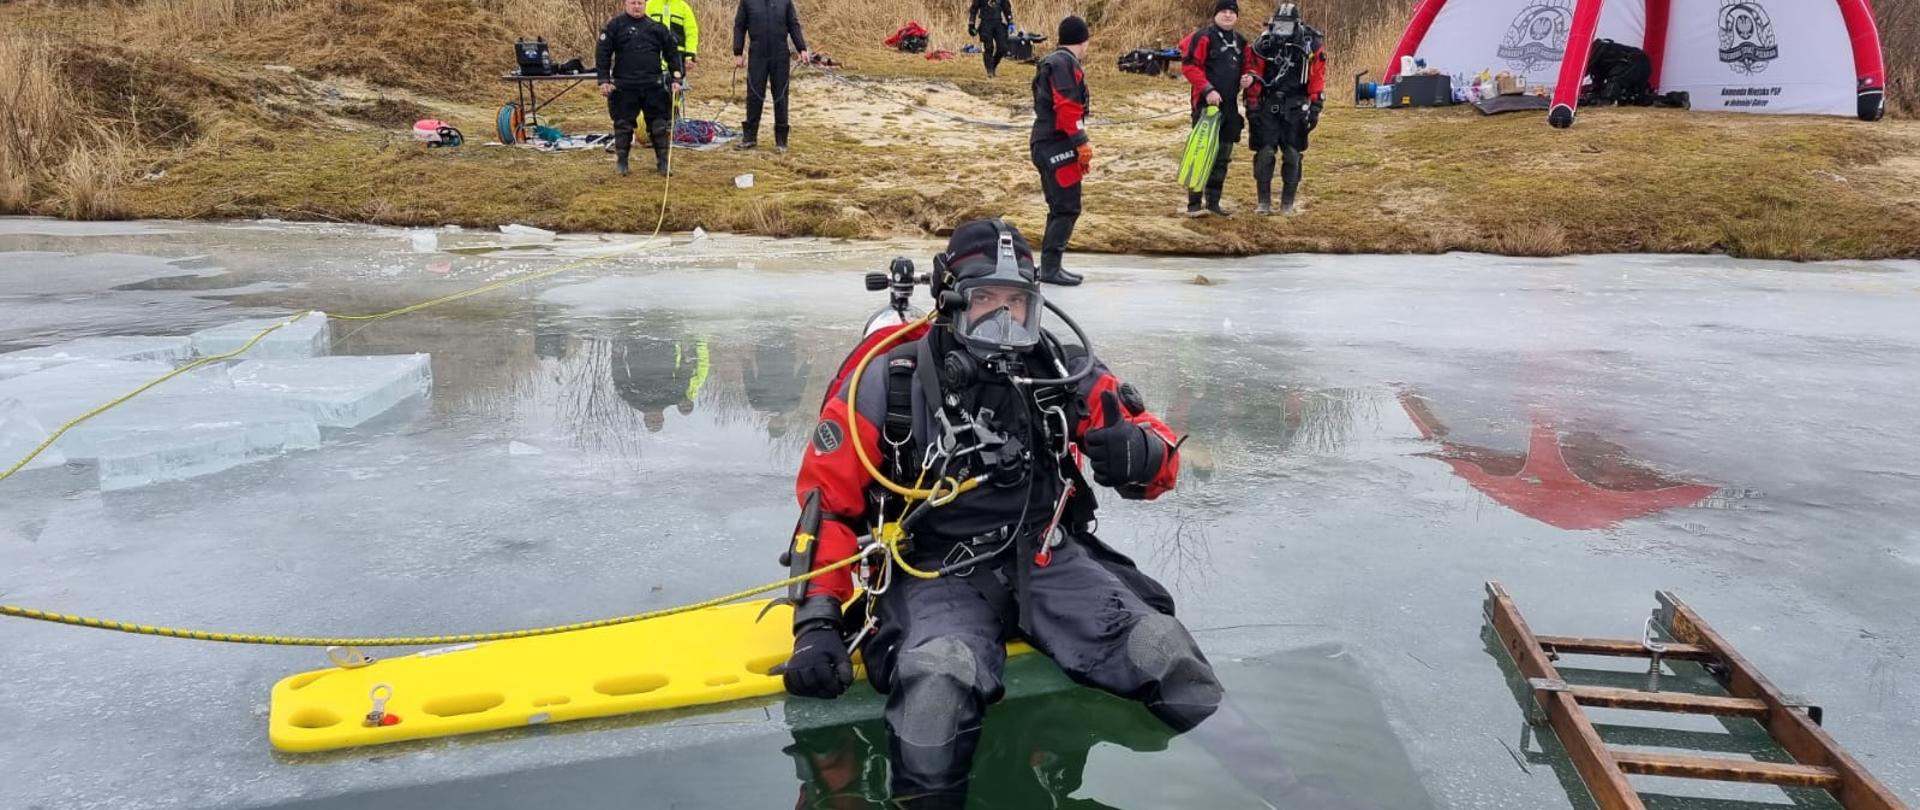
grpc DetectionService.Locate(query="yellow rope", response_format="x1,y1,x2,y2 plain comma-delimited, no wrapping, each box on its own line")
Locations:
0,104,682,483
0,552,859,647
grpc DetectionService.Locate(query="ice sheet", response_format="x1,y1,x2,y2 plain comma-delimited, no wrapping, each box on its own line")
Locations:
228,354,432,427
189,312,330,359
0,398,67,471
93,401,320,491
0,336,194,380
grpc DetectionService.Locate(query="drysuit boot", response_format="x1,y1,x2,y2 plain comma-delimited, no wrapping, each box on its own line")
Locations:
613,130,633,177
1253,146,1276,211
651,129,671,176
1038,253,1082,286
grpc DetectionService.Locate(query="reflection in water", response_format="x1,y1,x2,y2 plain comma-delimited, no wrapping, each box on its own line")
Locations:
1401,391,1722,530
743,329,816,441
786,687,1177,810
610,332,709,433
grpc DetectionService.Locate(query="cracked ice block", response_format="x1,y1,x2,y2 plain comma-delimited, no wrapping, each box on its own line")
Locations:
92,400,321,491
228,354,432,427
190,313,330,360
0,336,194,380
0,360,240,460
0,398,67,472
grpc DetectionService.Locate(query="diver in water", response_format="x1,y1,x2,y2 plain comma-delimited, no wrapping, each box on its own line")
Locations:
774,218,1371,808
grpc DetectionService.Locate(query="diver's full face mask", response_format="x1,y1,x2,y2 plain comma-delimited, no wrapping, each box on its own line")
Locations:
956,280,1043,357
1255,4,1302,59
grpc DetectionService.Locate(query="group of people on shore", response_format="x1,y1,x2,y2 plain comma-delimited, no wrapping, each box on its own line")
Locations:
592,0,1327,275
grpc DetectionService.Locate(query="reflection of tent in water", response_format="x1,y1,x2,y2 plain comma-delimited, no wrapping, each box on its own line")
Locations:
610,335,710,432
1400,391,1718,530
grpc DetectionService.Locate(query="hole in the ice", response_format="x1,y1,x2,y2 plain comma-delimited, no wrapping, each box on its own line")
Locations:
532,695,571,707
287,672,329,690
421,692,505,717
705,674,740,687
289,708,341,729
594,673,669,697
744,654,787,676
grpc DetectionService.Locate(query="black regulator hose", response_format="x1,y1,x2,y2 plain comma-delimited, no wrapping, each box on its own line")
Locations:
1014,300,1096,388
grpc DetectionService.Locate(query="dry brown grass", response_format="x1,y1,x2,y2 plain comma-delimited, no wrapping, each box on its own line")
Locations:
0,32,133,216
1489,222,1570,257
0,33,64,212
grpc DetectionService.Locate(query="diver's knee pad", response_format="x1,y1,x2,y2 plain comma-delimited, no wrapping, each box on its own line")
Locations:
889,636,985,747
1125,613,1224,731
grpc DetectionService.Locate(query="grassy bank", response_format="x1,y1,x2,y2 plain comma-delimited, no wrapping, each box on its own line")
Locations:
4,0,1918,259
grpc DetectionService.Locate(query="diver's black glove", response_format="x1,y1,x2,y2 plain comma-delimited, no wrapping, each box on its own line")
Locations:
968,23,978,37
783,610,854,699
1307,101,1322,132
1083,390,1164,489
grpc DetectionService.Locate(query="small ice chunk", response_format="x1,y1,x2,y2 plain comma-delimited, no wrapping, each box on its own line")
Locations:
228,354,432,427
94,402,320,491
409,230,439,253
499,223,556,242
0,398,66,471
692,227,708,241
508,440,543,456
190,312,330,360
0,336,194,380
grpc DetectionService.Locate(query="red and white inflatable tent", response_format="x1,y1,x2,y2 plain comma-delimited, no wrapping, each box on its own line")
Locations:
1386,0,1887,127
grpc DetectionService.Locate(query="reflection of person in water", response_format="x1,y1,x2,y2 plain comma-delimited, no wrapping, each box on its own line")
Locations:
1399,391,1718,530
786,687,1181,810
743,330,814,439
610,330,711,432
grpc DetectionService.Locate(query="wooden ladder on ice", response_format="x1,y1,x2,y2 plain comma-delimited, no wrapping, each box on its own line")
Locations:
1483,581,1909,810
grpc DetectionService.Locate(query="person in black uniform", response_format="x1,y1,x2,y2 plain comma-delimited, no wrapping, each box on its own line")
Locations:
968,0,1015,78
1246,3,1326,215
597,0,686,177
1179,0,1253,217
731,0,810,151
1027,16,1092,287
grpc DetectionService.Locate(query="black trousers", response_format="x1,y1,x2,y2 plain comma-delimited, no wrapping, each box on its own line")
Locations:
1029,141,1083,271
979,25,1009,75
743,52,792,144
861,534,1218,798
1249,96,1311,205
1188,101,1243,208
608,85,673,154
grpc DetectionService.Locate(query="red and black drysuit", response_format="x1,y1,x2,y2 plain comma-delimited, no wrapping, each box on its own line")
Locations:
1180,22,1252,210
1245,23,1326,210
788,320,1218,798
1029,47,1090,275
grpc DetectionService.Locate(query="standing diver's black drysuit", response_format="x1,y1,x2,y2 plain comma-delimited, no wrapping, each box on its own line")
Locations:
598,11,685,176
732,0,808,148
968,0,1015,78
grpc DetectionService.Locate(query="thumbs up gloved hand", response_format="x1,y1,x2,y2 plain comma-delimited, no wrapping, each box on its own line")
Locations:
783,598,854,699
1082,390,1165,490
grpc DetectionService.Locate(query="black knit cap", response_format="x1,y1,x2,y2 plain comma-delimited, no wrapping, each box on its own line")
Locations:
942,219,1036,276
1213,0,1240,13
1057,15,1090,46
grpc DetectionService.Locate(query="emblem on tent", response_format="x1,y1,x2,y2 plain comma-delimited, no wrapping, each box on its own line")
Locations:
1497,0,1575,74
1718,1,1779,75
